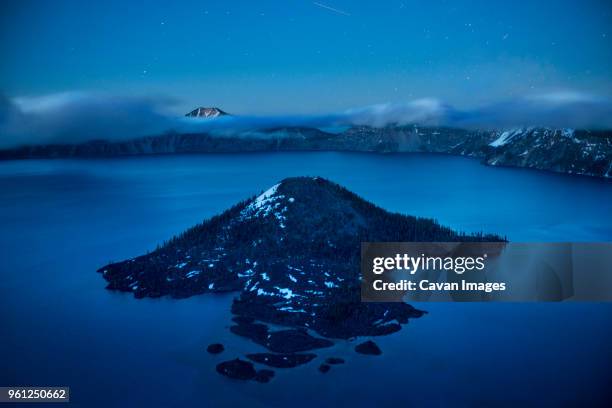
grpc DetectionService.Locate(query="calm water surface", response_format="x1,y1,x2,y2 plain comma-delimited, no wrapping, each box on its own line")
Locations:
1,153,611,407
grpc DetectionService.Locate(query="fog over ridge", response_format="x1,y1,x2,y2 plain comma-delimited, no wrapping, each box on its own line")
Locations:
1,90,611,148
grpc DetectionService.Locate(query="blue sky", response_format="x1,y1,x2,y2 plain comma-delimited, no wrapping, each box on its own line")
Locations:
1,0,611,114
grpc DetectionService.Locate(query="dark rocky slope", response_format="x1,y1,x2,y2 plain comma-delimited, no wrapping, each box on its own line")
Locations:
483,128,612,177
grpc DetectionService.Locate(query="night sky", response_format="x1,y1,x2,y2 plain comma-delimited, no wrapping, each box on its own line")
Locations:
1,0,611,114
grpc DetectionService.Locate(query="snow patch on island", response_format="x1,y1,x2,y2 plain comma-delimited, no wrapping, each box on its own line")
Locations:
240,182,289,228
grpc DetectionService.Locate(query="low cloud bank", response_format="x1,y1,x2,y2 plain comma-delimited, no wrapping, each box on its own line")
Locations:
459,92,612,130
0,92,178,148
1,90,611,148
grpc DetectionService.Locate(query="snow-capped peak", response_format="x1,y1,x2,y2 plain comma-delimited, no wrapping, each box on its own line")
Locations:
239,182,292,228
185,107,228,118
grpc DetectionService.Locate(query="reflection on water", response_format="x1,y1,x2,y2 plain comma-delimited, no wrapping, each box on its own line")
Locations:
1,153,611,406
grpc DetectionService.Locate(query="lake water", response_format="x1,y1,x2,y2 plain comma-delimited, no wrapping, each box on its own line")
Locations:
1,152,611,407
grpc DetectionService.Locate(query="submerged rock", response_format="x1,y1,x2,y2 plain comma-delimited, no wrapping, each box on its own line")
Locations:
231,315,255,325
247,353,316,368
265,329,334,353
231,321,333,353
355,340,382,356
206,343,224,354
318,364,331,373
325,357,345,365
216,359,257,380
254,369,275,383
229,321,269,343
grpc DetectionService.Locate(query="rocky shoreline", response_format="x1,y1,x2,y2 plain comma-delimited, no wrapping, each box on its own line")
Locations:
2,125,611,179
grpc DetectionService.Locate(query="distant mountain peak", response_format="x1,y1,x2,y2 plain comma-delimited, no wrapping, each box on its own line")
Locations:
185,107,228,118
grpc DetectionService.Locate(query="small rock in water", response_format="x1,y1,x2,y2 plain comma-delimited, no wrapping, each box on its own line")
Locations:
263,329,334,353
254,369,275,383
247,353,316,368
355,340,382,355
206,343,224,354
230,322,269,343
325,357,345,365
230,321,333,353
318,364,331,373
216,359,257,380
